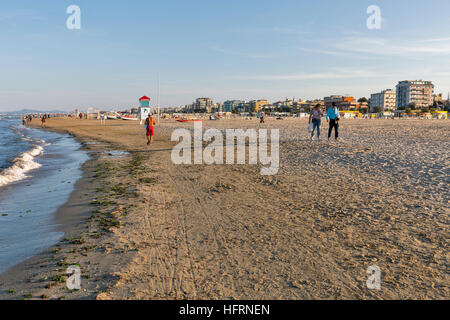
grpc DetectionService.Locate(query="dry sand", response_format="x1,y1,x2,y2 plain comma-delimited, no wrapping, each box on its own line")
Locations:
0,117,448,300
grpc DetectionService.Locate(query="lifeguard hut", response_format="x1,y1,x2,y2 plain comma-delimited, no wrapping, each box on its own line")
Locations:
140,96,151,108
139,96,152,123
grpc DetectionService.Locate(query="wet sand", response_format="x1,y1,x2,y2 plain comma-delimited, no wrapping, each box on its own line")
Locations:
0,117,448,300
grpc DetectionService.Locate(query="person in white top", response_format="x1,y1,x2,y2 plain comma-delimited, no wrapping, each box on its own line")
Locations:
309,104,324,141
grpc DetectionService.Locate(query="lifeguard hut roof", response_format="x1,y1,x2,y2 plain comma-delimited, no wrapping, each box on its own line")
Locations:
139,96,151,101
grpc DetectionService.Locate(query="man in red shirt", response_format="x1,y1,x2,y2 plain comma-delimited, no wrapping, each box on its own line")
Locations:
145,114,157,146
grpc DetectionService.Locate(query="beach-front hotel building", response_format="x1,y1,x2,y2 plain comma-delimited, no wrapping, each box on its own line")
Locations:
249,99,270,112
223,100,245,112
324,95,346,108
396,80,434,109
324,95,358,110
195,97,214,113
369,89,396,112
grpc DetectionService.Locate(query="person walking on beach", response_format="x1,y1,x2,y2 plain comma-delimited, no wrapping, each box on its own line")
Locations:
41,114,46,128
326,102,340,141
145,113,157,146
260,111,265,124
309,104,324,141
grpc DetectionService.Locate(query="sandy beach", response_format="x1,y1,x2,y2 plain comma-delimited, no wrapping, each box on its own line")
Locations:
0,117,448,300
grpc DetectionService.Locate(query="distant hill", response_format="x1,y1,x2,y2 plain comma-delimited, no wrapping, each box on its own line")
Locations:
2,109,68,114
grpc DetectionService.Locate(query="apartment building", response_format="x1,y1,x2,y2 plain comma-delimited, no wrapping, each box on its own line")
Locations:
396,80,434,109
299,100,324,112
223,100,245,112
249,99,270,112
324,95,357,110
324,95,345,108
369,89,396,112
195,97,214,112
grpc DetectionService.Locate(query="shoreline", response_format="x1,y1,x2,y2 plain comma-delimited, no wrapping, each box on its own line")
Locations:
0,157,99,299
0,123,132,300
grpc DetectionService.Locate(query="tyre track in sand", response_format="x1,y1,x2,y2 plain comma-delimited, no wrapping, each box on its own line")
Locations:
164,171,200,298
142,188,177,297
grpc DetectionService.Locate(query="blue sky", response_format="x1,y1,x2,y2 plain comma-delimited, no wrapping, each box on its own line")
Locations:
1,0,450,111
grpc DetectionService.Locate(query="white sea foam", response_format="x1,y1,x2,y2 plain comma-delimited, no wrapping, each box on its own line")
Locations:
0,145,44,187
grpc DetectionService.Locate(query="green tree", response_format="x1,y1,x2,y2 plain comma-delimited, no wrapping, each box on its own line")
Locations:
374,106,383,114
358,97,368,103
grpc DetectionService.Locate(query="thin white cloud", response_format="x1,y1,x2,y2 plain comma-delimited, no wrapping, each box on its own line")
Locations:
420,37,450,42
162,87,273,96
332,37,450,56
271,27,312,35
300,48,351,57
0,11,46,23
298,48,377,60
227,26,312,36
434,71,450,76
238,68,391,81
341,31,363,36
212,46,276,59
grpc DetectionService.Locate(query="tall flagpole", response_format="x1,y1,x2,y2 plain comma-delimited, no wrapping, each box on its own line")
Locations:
157,72,160,122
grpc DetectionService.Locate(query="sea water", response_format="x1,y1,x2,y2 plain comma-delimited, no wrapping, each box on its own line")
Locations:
0,118,89,273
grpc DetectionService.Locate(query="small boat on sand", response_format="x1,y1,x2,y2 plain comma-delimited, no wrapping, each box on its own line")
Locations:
106,112,122,120
176,119,203,123
122,114,139,121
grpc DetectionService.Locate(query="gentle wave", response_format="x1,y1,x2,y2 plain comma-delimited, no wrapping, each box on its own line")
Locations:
0,145,44,187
